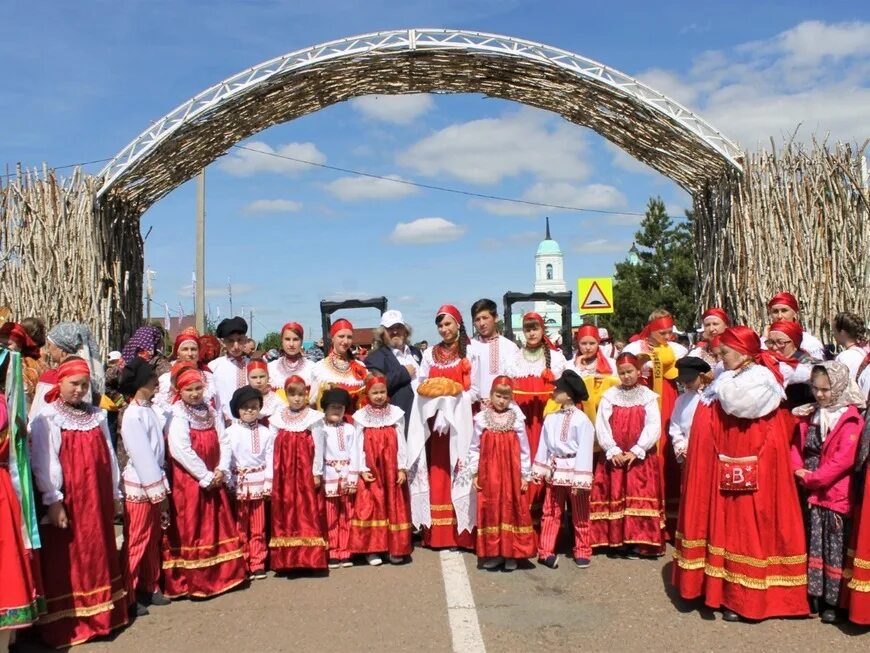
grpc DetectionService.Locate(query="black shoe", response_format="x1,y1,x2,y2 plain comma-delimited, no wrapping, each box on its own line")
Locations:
131,602,150,617
809,597,820,615
538,555,558,569
149,590,171,606
722,609,740,622
820,608,840,624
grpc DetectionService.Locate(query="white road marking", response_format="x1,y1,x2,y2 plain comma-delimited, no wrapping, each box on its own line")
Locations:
439,550,486,653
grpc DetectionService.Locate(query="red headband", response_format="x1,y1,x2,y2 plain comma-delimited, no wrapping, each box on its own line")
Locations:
175,367,204,393
173,330,199,358
45,358,91,403
768,320,803,348
648,316,674,332
283,374,308,392
247,360,268,374
365,375,387,393
575,324,613,375
436,304,463,326
522,312,559,350
281,322,304,339
720,325,795,385
330,319,353,338
0,322,40,359
490,375,514,391
616,352,642,370
767,292,799,313
702,308,731,326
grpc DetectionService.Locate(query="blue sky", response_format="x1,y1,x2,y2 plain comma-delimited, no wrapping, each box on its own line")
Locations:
1,2,868,343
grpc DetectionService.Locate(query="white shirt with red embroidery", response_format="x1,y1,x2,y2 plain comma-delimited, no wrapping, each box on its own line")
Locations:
121,400,169,503
268,355,314,391
208,355,250,421
312,420,357,496
468,335,519,402
226,420,275,499
532,406,595,489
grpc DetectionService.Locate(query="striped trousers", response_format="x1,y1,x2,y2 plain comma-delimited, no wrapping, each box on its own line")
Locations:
325,495,353,561
236,498,267,573
124,500,163,597
538,486,591,559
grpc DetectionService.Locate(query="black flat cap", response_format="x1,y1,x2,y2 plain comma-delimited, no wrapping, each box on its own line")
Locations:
320,387,351,411
676,356,712,384
554,369,589,403
216,316,248,339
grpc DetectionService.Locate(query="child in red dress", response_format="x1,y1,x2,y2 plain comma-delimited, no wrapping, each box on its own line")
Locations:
267,375,328,571
590,353,664,557
162,365,247,598
30,357,128,647
349,375,413,566
469,376,535,571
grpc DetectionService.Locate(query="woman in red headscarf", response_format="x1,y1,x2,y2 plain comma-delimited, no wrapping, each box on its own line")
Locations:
309,319,367,413
567,324,620,423
30,357,128,647
506,312,567,527
765,320,816,408
268,322,314,391
407,305,476,550
162,365,246,599
671,326,809,622
155,329,219,414
688,308,731,368
766,292,826,360
622,309,687,537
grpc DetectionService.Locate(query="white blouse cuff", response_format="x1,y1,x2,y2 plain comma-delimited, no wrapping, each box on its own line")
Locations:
198,471,215,488
43,490,64,506
630,445,646,460
605,446,623,461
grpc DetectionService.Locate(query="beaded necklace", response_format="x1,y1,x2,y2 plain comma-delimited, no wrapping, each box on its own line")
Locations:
281,406,310,424
432,343,460,365
483,407,517,432
55,400,97,428
326,353,351,374
278,354,306,377
362,404,393,426
522,347,544,362
182,401,214,429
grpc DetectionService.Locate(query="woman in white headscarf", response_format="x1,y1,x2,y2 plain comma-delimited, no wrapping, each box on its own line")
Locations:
28,323,104,421
791,361,866,623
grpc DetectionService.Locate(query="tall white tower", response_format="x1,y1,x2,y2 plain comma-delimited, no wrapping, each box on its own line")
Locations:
534,217,567,330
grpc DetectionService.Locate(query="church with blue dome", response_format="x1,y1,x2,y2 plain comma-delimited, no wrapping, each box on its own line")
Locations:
511,218,582,345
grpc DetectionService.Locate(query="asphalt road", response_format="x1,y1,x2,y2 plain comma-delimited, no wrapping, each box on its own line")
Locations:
13,547,870,652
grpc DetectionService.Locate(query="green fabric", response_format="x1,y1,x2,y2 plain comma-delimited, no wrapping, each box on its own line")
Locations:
0,598,40,629
2,349,40,549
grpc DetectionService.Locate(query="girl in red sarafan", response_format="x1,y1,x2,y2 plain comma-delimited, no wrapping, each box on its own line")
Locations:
0,349,40,648
468,376,535,572
349,375,413,566
267,375,328,572
162,365,247,599
30,357,128,647
590,352,664,557
791,361,865,624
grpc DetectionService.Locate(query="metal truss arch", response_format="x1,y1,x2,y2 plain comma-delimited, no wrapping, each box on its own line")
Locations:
97,28,744,205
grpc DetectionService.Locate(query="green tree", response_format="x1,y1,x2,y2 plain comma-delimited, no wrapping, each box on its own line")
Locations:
258,331,281,352
599,197,696,340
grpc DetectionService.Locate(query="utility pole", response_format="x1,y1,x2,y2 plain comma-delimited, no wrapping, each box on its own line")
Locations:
195,170,206,333
249,309,254,342
145,269,157,322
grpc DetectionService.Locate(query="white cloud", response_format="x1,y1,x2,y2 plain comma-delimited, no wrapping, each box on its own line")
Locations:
475,182,627,217
572,239,633,254
388,217,467,245
351,94,434,124
242,199,302,215
324,174,419,202
637,20,870,147
179,283,254,298
218,141,326,177
397,110,589,185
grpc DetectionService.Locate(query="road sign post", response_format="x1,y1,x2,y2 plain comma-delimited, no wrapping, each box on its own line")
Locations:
577,278,614,315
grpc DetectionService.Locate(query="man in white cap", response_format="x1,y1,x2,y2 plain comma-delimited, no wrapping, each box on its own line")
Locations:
364,310,422,438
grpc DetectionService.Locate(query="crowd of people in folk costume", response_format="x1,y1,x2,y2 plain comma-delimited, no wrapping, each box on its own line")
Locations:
2,292,870,647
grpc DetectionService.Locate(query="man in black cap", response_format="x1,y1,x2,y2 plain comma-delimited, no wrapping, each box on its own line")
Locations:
670,356,712,462
210,316,250,425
